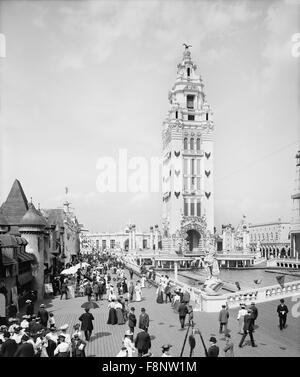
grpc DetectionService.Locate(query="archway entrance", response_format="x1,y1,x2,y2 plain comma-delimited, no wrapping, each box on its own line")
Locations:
185,229,201,252
124,239,129,251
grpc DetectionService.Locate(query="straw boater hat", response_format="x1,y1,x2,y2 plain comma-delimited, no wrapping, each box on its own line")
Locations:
40,304,45,308
162,344,172,350
25,300,31,304
125,329,133,336
60,324,69,331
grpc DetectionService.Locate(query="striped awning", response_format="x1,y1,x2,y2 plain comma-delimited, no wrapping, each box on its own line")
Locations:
17,250,36,263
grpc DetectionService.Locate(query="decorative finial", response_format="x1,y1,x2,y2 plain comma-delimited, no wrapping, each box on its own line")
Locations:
183,43,192,50
30,197,33,204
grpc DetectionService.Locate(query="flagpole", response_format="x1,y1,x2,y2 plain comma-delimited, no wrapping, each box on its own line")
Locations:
180,323,191,357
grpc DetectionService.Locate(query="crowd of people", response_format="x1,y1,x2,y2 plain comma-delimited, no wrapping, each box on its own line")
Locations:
0,251,292,358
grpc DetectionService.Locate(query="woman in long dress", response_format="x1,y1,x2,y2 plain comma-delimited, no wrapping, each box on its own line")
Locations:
115,300,125,325
134,282,142,302
141,274,146,288
107,300,118,325
237,304,247,334
156,285,164,304
108,285,116,302
123,330,135,357
173,291,181,313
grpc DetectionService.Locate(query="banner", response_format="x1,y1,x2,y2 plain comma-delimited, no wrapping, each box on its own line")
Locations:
44,283,53,294
0,293,6,317
11,286,19,312
276,275,285,289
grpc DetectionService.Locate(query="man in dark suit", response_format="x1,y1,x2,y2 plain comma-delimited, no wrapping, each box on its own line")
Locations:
1,331,18,357
178,301,188,329
128,307,137,339
37,304,49,328
239,309,257,348
25,300,34,317
138,308,149,332
134,328,151,357
79,308,94,341
14,335,35,357
277,299,289,330
250,302,258,328
207,337,219,357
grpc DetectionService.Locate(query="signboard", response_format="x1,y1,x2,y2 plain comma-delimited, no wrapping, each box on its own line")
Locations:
44,283,53,294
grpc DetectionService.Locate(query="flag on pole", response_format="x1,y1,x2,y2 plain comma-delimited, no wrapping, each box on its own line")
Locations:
65,187,68,194
235,281,241,290
276,275,285,288
254,279,262,284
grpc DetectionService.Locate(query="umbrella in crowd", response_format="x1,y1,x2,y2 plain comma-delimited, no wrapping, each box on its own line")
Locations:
81,301,100,310
60,262,90,275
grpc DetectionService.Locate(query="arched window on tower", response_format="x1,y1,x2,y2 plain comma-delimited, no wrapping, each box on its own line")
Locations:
175,111,178,119
190,138,194,150
184,138,188,150
206,112,209,121
196,138,200,151
187,67,190,77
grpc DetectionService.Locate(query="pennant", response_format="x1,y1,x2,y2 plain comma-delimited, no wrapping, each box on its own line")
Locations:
254,279,262,285
276,275,285,289
205,170,211,177
174,151,180,157
175,169,180,177
235,282,241,291
205,152,211,159
205,192,211,199
175,191,180,199
65,187,68,194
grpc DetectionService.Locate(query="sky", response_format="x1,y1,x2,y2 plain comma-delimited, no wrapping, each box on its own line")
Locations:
0,0,299,233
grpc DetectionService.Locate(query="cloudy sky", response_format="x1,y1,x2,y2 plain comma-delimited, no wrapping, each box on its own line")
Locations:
0,0,299,233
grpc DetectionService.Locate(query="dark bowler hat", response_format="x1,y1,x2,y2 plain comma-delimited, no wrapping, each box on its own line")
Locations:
209,337,217,343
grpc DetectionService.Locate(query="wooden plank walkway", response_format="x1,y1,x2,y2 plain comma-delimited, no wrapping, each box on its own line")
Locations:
33,270,300,357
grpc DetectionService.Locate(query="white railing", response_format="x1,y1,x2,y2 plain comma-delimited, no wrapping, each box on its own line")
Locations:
122,255,300,312
224,280,300,309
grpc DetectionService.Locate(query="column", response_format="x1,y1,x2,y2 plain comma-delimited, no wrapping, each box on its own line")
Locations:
174,261,178,281
129,226,132,250
132,225,136,250
150,227,154,250
154,225,159,250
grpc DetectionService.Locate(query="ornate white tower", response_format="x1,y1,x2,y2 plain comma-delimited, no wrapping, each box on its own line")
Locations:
162,46,214,255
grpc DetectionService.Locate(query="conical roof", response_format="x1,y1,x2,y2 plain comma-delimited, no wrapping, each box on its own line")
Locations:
0,179,29,224
20,203,47,228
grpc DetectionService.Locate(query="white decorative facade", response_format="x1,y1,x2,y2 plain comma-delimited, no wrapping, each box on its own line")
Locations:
161,46,214,255
80,224,162,253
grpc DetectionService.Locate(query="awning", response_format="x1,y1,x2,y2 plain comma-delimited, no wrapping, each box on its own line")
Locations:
18,271,33,285
2,254,17,266
17,250,36,263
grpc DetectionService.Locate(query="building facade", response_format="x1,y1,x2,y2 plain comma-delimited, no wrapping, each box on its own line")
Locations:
290,150,300,259
0,179,82,303
161,46,214,255
249,220,291,258
81,224,162,253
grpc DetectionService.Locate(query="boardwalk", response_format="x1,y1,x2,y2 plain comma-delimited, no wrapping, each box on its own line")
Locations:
32,271,300,357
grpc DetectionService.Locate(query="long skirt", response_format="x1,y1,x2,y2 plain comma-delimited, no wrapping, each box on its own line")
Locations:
173,300,180,313
107,308,118,325
156,292,164,304
116,308,125,325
